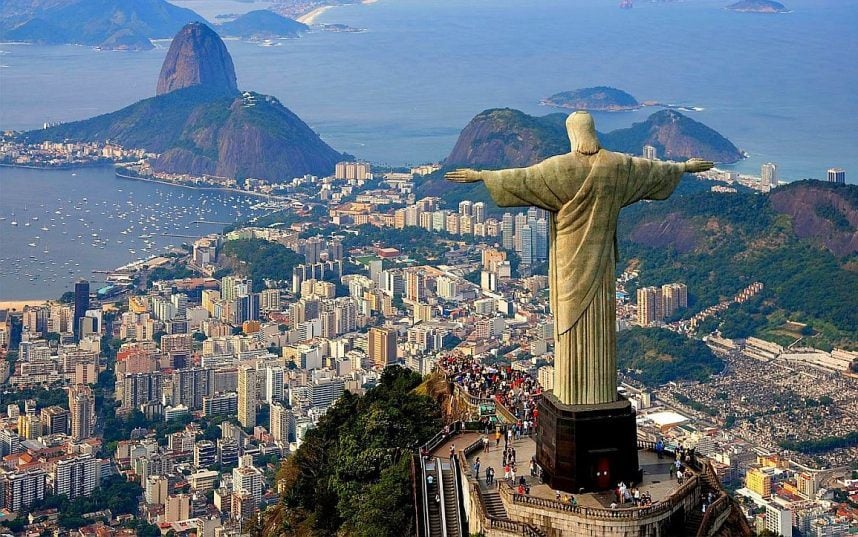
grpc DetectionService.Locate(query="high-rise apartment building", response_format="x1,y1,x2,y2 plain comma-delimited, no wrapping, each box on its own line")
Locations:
202,392,238,417
40,406,70,436
519,223,534,265
265,366,285,404
310,377,345,409
643,145,658,160
827,167,845,184
270,402,292,447
535,218,548,261
335,161,371,181
636,287,662,327
122,371,163,412
54,454,99,499
368,327,397,368
661,283,688,319
237,366,257,429
458,200,472,216
68,384,95,441
761,162,777,190
171,367,214,410
1,468,46,512
232,465,264,504
501,213,514,250
73,280,89,341
746,467,774,498
473,202,486,223
405,271,426,302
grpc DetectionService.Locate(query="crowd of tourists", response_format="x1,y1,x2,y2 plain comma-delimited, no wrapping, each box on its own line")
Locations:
439,354,543,425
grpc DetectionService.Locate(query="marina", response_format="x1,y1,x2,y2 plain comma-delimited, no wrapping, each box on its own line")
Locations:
0,166,267,299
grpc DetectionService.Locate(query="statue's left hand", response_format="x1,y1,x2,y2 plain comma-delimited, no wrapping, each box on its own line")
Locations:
445,169,483,183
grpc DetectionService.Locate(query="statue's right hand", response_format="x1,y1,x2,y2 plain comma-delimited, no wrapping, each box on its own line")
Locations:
684,158,715,173
444,169,482,183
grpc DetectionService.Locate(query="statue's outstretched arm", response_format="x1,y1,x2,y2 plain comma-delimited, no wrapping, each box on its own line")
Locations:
446,159,564,211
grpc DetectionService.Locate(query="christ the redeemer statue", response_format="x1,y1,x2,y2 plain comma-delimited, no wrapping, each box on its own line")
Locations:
446,111,713,406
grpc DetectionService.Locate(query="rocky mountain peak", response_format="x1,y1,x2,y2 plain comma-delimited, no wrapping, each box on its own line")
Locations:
156,22,238,97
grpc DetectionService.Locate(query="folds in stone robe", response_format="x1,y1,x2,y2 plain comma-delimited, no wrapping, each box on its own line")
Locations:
482,149,684,405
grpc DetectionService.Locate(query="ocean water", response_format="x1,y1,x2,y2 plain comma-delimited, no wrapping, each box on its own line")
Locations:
1,0,856,298
1,0,855,177
0,167,263,299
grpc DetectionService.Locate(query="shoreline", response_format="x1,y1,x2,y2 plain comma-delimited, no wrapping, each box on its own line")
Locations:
298,6,334,24
0,299,48,311
298,0,378,25
0,162,115,171
114,171,279,200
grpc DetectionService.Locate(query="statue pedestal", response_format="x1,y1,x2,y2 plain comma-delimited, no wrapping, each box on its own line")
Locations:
536,392,641,492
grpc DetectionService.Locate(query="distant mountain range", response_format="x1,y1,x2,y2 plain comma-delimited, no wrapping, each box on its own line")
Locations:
21,22,344,181
0,0,201,50
0,1,309,49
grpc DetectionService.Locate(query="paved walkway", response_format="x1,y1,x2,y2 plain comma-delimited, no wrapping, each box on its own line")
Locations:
458,435,695,508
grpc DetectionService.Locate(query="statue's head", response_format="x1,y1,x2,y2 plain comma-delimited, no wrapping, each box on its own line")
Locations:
566,111,601,156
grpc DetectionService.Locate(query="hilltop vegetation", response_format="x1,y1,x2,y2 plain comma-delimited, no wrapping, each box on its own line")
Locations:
618,327,723,386
0,0,202,49
219,239,304,291
261,367,441,537
619,181,858,349
541,86,640,111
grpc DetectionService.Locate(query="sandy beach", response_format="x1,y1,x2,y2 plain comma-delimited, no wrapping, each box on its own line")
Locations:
0,300,48,312
298,6,333,25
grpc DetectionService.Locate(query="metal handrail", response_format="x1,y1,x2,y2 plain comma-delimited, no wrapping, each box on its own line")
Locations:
436,457,449,537
420,455,432,537
500,475,700,521
450,452,466,537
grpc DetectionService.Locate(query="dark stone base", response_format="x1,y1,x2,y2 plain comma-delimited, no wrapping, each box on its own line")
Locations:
536,392,641,492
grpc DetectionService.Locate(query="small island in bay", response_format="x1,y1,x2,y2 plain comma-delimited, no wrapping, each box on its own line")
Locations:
217,9,308,40
726,0,789,13
541,86,641,112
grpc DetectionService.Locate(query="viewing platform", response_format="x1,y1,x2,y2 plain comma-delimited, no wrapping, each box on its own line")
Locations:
421,431,741,537
420,361,752,536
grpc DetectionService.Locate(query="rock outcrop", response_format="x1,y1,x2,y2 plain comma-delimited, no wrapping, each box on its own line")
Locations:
444,108,569,169
24,23,343,181
601,109,744,163
156,22,238,97
770,181,858,257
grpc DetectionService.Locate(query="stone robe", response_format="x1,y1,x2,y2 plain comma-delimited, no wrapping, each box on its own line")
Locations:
483,149,684,405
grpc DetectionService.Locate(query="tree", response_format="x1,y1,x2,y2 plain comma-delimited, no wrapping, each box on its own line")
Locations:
59,291,75,304
269,367,442,536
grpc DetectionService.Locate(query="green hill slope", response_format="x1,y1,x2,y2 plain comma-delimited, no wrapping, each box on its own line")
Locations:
619,181,858,348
